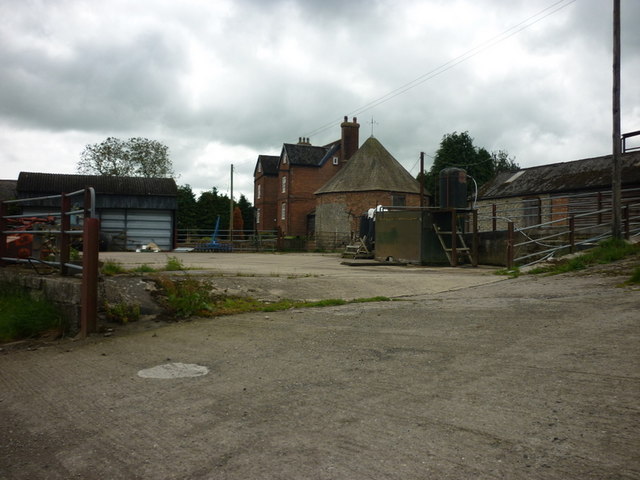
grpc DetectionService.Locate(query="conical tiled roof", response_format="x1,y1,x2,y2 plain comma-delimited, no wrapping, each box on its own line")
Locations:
315,137,420,194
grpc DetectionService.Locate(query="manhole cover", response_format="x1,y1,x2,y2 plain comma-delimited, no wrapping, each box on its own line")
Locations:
137,363,209,379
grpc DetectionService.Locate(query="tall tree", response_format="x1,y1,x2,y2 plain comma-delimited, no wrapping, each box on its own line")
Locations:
419,131,518,202
176,184,198,230
236,194,254,233
196,188,230,234
77,137,174,177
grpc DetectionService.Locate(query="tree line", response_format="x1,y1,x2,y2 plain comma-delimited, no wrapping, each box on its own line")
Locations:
78,132,519,232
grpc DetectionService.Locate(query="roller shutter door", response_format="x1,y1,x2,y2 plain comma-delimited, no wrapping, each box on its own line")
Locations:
100,209,173,251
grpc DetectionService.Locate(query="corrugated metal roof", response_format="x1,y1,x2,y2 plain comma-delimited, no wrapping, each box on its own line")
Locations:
17,172,177,196
254,155,280,176
315,137,420,195
478,151,640,199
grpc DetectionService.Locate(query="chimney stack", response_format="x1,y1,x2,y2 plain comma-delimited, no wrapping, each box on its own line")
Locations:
341,116,360,161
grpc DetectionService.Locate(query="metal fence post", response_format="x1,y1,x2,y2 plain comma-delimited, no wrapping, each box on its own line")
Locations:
450,209,458,267
506,221,514,270
80,217,100,337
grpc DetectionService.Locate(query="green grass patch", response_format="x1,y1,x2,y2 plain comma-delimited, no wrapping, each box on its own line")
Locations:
101,259,126,276
104,302,141,324
626,266,640,285
153,276,391,319
131,264,156,273
0,284,65,342
494,267,520,278
529,238,639,275
165,256,185,271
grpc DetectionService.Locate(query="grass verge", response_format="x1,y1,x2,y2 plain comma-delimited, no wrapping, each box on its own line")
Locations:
528,238,639,275
0,284,65,342
153,276,390,319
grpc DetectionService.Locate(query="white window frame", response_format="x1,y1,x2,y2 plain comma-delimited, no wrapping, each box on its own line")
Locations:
332,156,339,165
281,176,287,193
281,203,286,221
256,207,261,224
257,184,261,199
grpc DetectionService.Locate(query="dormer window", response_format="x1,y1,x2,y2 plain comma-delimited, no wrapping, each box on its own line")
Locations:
257,163,262,173
332,156,339,165
282,153,288,164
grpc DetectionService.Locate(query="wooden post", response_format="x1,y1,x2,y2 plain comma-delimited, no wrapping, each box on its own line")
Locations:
450,209,458,267
60,193,71,275
623,203,630,239
612,0,622,238
492,204,497,232
80,217,100,337
472,209,478,267
506,221,514,270
419,152,425,208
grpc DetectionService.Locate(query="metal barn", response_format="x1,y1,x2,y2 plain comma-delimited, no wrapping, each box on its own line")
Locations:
17,172,177,251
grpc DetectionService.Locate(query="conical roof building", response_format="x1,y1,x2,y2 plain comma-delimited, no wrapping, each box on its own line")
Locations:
314,136,424,248
316,136,420,195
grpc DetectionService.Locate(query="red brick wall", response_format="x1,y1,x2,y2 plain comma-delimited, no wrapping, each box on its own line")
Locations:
254,173,278,232
276,161,343,236
316,190,422,234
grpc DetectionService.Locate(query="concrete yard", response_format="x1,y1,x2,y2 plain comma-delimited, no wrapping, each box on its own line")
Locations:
1,253,639,479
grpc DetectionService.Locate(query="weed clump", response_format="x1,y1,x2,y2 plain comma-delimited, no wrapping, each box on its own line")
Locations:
101,260,126,276
0,284,66,341
104,303,141,324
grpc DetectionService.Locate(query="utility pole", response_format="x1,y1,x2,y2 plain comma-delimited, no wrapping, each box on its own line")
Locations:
420,152,425,208
229,164,234,243
612,0,621,238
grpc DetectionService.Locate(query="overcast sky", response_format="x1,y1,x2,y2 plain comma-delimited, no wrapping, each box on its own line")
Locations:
1,0,638,202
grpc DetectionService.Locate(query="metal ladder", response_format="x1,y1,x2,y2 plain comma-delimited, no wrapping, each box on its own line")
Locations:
433,224,473,266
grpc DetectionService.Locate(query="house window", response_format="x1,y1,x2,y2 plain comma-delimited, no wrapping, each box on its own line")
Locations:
256,208,261,224
257,163,262,173
281,203,286,221
282,176,287,193
391,194,406,207
282,153,288,164
257,184,261,199
332,156,339,165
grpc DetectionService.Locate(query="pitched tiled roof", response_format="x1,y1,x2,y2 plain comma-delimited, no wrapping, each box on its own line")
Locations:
315,137,420,194
282,144,331,167
254,155,279,176
478,151,640,199
17,172,177,196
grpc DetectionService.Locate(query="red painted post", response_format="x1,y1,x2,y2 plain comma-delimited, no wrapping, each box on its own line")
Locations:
506,221,514,270
60,193,71,275
492,204,497,232
80,217,100,337
0,201,7,266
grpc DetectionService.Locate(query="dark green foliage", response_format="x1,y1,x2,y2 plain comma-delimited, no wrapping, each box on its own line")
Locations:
237,194,254,231
419,131,519,203
176,184,198,230
0,284,65,341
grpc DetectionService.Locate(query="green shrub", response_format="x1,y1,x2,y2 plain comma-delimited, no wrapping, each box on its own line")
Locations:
131,264,156,273
628,267,640,284
101,259,126,276
165,256,185,271
104,302,140,324
0,284,65,341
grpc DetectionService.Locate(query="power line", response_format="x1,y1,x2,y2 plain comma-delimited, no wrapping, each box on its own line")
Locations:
304,0,577,140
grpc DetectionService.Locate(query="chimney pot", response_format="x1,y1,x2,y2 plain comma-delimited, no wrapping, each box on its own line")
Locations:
353,117,357,123
344,116,348,122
